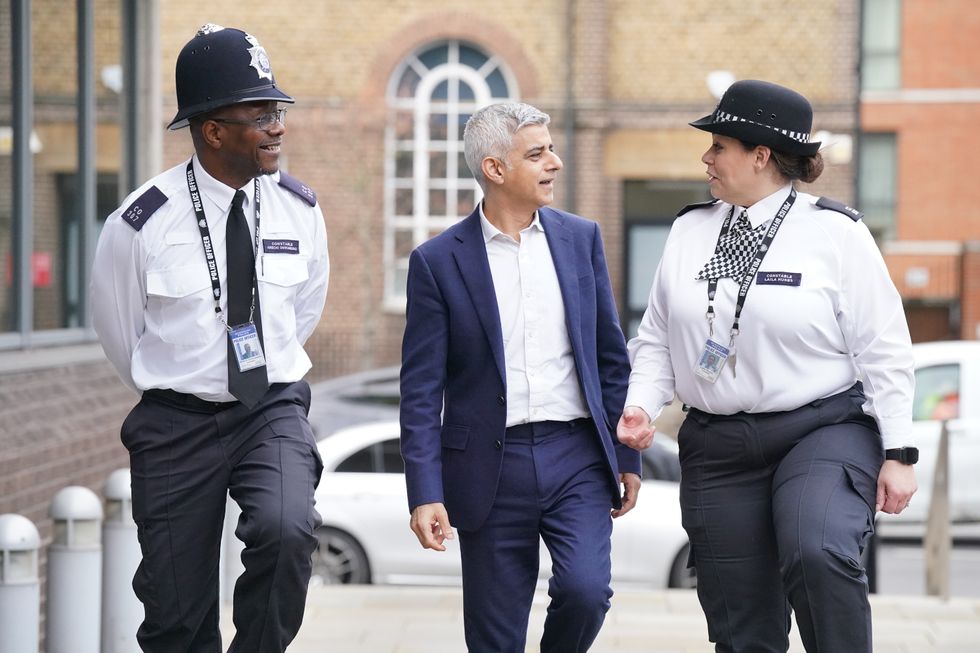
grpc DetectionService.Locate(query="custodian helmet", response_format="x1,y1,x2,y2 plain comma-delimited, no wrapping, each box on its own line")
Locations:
167,24,293,130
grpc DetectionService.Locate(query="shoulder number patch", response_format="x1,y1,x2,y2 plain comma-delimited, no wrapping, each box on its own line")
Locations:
816,197,863,221
677,198,720,217
278,172,317,207
122,186,168,231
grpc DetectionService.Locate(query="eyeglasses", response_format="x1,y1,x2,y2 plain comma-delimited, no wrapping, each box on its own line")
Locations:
211,108,287,130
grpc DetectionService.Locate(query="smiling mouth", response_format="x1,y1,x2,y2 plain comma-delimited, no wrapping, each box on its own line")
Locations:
260,143,282,153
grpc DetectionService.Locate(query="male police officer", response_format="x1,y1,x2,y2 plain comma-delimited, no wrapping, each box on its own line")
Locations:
91,25,328,652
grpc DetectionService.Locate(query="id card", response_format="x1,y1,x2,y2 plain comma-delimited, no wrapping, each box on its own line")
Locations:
694,339,730,384
229,323,267,372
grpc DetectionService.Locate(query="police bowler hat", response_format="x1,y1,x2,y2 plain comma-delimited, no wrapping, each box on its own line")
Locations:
168,24,293,130
690,79,821,156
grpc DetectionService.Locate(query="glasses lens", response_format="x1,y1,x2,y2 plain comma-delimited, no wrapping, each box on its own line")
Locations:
256,109,286,129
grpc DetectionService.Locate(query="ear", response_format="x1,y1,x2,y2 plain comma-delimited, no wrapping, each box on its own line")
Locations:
481,156,506,186
753,145,772,171
199,119,224,151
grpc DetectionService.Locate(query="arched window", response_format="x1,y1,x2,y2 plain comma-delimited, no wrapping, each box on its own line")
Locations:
384,40,519,306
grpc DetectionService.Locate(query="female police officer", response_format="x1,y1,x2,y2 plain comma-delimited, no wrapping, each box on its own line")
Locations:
617,80,917,652
91,25,328,653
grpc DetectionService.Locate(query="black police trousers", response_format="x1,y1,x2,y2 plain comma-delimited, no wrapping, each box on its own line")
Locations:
121,381,323,653
678,383,883,653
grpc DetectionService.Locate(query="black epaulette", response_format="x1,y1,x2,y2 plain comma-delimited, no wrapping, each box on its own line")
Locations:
278,172,317,207
816,197,863,221
121,186,168,231
677,199,720,217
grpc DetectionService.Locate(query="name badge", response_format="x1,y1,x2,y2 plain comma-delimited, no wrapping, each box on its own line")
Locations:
229,323,267,372
694,339,730,384
756,271,802,286
262,239,300,254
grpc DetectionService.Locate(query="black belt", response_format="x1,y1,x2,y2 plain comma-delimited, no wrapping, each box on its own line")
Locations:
505,417,593,441
143,388,239,414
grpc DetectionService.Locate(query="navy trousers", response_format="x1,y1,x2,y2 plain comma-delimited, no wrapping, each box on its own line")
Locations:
121,381,323,653
458,418,615,653
678,383,883,653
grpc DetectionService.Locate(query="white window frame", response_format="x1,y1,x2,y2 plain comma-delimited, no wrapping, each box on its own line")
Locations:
383,40,519,310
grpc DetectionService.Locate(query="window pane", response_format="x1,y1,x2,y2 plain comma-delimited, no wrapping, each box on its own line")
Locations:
858,133,897,236
459,44,489,71
486,68,508,98
335,446,375,473
393,110,414,140
394,229,414,258
395,188,414,215
418,44,448,70
396,67,421,98
913,364,960,421
628,225,671,311
458,152,473,178
395,150,413,178
429,188,447,216
381,439,405,474
862,0,901,90
458,189,476,217
459,81,475,101
428,113,448,140
429,150,447,178
432,79,449,101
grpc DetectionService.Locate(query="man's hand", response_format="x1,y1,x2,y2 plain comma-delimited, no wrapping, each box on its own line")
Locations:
875,460,917,514
612,472,641,518
617,406,655,451
410,502,455,551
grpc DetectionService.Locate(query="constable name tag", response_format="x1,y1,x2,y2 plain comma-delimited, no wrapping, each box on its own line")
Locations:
694,339,730,384
262,239,300,254
229,323,267,372
756,271,802,286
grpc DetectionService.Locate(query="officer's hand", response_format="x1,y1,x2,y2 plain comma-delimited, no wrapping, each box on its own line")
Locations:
612,472,641,518
410,502,455,551
617,406,655,451
875,460,918,514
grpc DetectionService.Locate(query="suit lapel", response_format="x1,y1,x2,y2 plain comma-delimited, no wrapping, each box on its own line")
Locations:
540,208,584,355
452,211,507,385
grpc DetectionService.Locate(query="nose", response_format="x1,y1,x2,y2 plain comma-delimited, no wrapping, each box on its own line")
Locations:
701,146,712,165
549,150,563,171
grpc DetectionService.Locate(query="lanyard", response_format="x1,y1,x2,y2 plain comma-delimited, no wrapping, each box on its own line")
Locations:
705,188,796,346
185,160,261,330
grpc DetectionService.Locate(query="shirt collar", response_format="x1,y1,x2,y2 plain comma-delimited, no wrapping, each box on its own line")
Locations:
740,183,794,229
192,155,257,216
478,201,544,243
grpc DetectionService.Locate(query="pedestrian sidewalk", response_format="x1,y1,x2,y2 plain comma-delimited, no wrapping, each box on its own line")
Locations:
222,585,980,652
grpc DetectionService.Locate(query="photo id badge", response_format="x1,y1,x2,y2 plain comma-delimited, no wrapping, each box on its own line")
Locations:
694,339,730,384
229,323,267,372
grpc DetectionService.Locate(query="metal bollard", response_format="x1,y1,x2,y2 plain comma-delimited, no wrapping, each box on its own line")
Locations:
102,469,143,653
0,514,41,653
47,486,104,653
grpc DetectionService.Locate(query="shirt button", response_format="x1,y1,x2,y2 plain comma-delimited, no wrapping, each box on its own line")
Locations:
494,440,502,450
497,395,506,405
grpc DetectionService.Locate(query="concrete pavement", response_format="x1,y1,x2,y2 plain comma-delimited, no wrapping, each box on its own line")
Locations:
222,585,980,652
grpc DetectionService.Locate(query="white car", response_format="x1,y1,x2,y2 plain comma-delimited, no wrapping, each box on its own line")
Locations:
311,420,693,589
876,340,980,537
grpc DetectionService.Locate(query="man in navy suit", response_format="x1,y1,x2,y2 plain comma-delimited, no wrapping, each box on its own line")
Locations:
399,102,642,652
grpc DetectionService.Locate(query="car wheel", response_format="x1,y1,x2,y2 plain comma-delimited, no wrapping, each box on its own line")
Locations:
668,543,697,589
310,527,371,586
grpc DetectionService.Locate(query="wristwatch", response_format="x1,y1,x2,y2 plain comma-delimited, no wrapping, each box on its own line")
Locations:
885,447,919,465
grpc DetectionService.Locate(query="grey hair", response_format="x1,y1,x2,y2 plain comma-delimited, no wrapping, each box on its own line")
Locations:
463,102,551,189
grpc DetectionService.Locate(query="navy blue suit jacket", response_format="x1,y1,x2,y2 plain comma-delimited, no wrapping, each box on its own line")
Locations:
399,206,640,532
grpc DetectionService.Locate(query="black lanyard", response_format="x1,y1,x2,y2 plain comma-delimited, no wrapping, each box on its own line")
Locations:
185,160,261,329
705,188,797,343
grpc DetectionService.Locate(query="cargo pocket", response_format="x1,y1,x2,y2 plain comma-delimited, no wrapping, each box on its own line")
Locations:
822,466,875,573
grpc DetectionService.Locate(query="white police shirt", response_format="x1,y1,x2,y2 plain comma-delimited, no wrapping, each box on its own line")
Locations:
91,156,329,401
625,184,915,449
480,204,589,427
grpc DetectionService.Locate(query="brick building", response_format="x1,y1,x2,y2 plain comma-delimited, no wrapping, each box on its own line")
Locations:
7,0,972,608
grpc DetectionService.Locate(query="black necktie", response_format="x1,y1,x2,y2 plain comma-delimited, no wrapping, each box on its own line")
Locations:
226,189,269,407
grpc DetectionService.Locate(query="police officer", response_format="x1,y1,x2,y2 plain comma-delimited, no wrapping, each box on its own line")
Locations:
91,24,329,653
617,80,917,652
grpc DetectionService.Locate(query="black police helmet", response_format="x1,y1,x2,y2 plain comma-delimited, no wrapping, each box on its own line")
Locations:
690,80,821,156
168,24,293,130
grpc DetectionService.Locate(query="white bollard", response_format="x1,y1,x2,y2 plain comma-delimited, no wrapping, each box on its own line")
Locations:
102,469,143,653
0,514,41,653
47,486,104,653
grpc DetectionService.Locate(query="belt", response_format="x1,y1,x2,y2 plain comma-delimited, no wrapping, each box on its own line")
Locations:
505,417,593,441
142,388,239,414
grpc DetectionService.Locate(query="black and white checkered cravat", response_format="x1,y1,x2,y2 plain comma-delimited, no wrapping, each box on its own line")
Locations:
696,210,767,282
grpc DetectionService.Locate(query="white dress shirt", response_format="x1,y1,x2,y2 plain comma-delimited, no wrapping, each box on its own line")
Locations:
91,156,330,401
480,204,589,427
625,184,915,449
